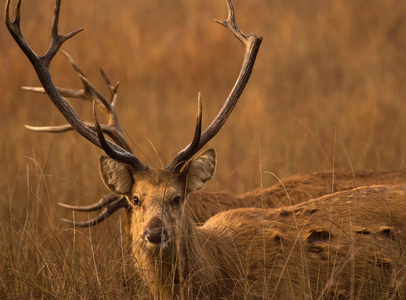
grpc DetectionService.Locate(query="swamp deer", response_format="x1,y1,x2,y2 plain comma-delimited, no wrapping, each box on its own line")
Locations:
6,0,406,298
9,12,406,234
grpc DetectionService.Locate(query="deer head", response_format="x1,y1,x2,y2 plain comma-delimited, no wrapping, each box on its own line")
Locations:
99,148,215,249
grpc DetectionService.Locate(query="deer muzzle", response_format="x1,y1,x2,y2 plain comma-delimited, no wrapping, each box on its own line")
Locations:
143,217,168,245
144,226,167,244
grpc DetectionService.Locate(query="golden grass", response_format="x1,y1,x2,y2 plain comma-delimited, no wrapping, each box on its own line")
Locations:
1,0,406,297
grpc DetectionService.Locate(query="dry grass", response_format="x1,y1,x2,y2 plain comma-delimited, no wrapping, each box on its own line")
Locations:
1,0,406,298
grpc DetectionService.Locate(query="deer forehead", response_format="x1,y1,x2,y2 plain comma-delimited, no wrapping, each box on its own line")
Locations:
131,169,185,200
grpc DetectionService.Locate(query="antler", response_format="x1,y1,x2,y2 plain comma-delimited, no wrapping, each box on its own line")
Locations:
165,0,263,172
5,0,144,226
58,193,129,227
5,0,146,172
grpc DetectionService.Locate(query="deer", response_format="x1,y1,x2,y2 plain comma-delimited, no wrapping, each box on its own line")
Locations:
6,0,406,298
7,8,406,233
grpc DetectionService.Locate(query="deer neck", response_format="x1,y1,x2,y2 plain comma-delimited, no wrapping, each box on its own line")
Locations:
134,208,234,299
171,211,238,298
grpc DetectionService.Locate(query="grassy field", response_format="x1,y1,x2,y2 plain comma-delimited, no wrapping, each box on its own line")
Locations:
1,0,406,298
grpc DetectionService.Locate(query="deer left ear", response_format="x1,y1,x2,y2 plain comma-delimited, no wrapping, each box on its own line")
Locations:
181,148,217,193
99,155,134,195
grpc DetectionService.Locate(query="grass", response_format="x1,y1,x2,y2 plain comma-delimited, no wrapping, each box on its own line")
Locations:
1,0,406,298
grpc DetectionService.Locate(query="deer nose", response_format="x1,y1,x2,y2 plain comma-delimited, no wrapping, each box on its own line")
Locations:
144,226,167,244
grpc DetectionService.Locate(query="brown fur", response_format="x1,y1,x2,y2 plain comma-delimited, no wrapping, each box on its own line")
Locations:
187,169,406,224
99,150,406,299
198,185,406,299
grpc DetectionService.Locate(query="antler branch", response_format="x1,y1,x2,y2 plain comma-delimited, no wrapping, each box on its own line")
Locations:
22,50,132,152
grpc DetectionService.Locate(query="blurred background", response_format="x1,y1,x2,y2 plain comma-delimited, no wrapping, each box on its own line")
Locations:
1,0,406,296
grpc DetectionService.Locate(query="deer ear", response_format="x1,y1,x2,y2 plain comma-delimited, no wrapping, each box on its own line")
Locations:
99,155,134,195
181,148,216,193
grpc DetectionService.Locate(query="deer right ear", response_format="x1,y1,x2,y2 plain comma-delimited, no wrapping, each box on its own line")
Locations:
99,156,134,195
180,148,217,193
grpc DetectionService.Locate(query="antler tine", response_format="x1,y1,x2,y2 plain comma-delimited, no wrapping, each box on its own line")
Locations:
170,92,203,172
60,51,121,120
22,86,85,99
60,50,110,113
60,195,129,227
100,68,120,105
58,193,125,211
93,101,143,169
5,0,145,171
25,123,74,133
166,0,262,172
24,122,127,144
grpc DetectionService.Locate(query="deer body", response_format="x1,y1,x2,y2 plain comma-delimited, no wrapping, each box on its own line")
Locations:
210,185,406,298
188,169,406,224
132,183,406,299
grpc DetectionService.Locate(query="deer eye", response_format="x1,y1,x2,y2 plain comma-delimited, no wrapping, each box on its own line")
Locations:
171,196,181,206
133,196,141,206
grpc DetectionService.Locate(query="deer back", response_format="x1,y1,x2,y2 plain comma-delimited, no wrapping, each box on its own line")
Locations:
188,169,406,224
198,185,406,298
